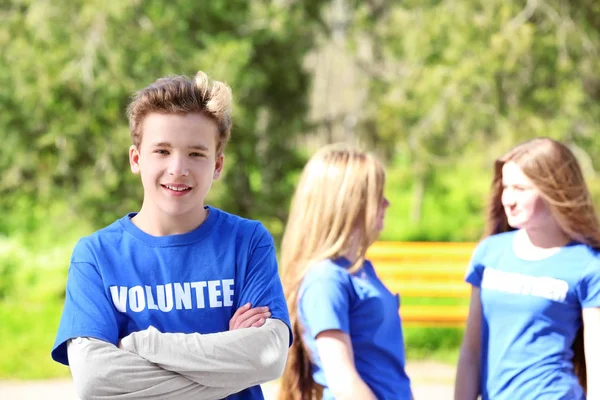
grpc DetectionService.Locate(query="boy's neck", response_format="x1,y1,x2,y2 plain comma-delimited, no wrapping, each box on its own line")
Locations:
131,206,209,236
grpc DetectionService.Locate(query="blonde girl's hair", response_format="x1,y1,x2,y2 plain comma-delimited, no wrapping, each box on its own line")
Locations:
278,144,386,400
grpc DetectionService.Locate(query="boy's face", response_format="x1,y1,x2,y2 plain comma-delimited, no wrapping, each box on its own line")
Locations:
129,112,223,220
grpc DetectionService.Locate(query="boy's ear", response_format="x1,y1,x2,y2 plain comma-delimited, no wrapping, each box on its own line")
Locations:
213,153,224,180
129,145,141,174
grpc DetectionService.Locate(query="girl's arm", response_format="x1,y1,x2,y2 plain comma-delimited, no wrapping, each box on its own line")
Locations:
583,307,600,399
315,330,377,400
454,286,482,400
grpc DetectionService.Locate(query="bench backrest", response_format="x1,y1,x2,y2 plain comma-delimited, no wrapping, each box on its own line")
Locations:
366,241,476,326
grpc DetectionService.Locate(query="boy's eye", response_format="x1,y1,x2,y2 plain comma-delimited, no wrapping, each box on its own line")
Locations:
155,149,169,155
190,152,205,157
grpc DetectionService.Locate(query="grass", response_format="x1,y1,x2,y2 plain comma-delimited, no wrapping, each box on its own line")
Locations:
405,326,462,364
0,299,70,379
0,236,73,380
0,295,463,379
402,297,466,365
0,254,467,379
0,294,464,379
0,250,466,379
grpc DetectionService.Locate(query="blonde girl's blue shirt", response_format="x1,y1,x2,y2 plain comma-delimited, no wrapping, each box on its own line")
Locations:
298,258,412,400
466,231,600,400
51,206,291,400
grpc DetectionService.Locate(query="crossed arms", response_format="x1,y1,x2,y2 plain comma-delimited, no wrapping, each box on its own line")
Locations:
67,305,289,400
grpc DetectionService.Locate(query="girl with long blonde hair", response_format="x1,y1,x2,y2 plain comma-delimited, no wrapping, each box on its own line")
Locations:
278,144,413,400
455,137,600,400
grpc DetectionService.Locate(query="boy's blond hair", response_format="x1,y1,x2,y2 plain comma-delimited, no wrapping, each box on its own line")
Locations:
127,71,233,154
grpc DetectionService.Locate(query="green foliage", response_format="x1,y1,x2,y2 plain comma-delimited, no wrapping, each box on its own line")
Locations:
0,239,21,300
345,0,600,224
1,0,330,234
4,0,600,240
0,237,74,379
380,154,489,241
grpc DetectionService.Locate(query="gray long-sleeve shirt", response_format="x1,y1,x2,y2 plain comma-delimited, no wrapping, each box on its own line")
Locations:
67,319,289,399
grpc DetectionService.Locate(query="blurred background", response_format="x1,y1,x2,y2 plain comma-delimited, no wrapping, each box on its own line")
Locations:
1,0,600,391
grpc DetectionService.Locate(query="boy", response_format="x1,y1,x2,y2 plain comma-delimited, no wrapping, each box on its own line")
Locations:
51,71,291,399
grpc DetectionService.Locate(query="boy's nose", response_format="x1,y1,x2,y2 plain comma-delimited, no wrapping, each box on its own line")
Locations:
168,158,190,176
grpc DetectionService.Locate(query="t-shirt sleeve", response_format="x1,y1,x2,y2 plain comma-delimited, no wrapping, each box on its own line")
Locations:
51,240,120,365
235,223,292,345
577,256,600,308
465,239,488,287
298,264,353,338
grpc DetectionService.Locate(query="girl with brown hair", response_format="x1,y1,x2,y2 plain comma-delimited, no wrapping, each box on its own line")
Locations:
455,137,600,399
278,144,413,400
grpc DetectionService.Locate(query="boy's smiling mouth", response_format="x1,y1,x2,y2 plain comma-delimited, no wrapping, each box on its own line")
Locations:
162,184,192,194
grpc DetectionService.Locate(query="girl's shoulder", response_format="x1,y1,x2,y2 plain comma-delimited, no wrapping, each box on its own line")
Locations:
482,230,518,247
469,231,517,264
302,258,354,287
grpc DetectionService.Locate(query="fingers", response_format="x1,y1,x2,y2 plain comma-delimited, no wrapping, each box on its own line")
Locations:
231,302,251,320
229,303,251,330
238,311,271,329
250,317,268,328
235,307,270,329
229,305,271,330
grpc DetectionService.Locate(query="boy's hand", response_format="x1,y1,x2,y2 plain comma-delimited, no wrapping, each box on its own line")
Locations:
229,303,271,330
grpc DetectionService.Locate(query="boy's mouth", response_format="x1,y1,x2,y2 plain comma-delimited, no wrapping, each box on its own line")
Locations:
162,184,192,194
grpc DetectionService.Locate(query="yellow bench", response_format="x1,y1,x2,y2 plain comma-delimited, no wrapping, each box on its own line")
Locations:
366,242,476,326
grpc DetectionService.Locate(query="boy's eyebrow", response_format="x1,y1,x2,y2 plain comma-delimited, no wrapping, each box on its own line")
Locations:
188,144,210,151
151,142,209,151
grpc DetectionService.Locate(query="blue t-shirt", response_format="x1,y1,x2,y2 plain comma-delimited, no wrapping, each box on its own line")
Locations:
298,258,412,400
466,231,600,400
51,206,291,400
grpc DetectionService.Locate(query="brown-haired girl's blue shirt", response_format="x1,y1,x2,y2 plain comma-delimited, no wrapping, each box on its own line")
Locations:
466,230,600,400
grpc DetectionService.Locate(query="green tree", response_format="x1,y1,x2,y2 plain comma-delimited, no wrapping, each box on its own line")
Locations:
0,0,330,238
339,0,600,226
